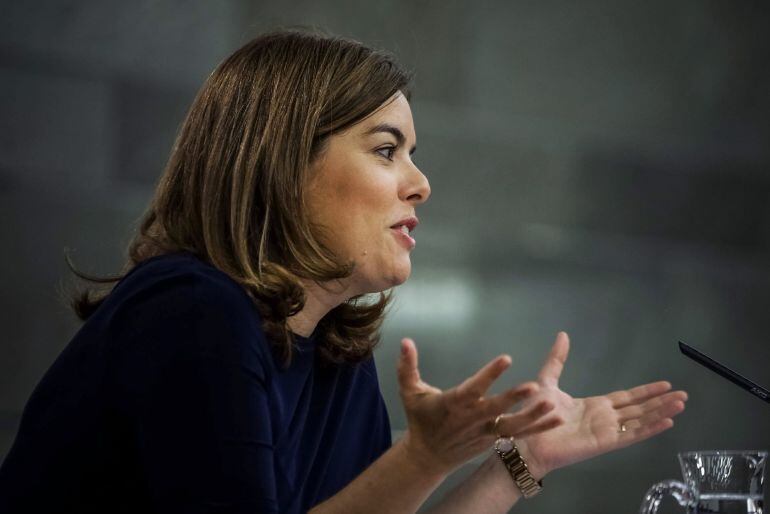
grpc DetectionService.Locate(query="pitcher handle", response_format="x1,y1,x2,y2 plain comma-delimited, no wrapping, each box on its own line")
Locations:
639,479,697,514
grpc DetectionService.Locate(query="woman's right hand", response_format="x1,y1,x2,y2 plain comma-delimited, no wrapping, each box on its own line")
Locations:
396,338,564,477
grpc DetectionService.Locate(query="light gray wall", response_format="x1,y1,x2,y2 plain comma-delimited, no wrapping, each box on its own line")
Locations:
1,1,769,512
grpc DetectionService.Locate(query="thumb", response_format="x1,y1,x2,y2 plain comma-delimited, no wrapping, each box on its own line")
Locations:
397,338,421,394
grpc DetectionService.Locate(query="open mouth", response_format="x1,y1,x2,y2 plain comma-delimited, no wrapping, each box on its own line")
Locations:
389,216,418,234
390,217,418,249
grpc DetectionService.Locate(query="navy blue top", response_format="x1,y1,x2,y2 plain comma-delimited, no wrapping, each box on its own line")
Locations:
0,253,392,513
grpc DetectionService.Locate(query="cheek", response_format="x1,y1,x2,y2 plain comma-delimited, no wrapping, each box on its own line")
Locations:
311,170,397,260
337,181,393,232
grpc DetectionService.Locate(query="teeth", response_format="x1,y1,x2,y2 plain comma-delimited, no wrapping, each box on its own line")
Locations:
400,225,410,235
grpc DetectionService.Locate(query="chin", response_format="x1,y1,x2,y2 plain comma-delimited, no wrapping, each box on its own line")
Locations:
387,275,409,288
358,269,410,294
354,256,412,293
388,263,412,287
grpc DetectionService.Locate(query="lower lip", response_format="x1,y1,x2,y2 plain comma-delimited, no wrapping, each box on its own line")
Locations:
390,228,416,249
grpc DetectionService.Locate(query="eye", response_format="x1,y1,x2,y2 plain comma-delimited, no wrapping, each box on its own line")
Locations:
375,146,396,161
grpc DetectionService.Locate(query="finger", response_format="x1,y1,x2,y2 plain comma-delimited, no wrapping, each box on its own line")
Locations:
454,354,513,402
536,331,570,387
483,381,540,415
607,381,673,409
397,338,422,394
629,399,686,427
616,391,688,423
511,415,564,439
494,400,555,436
617,418,675,448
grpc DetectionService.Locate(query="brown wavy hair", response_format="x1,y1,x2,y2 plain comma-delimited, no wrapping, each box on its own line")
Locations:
70,29,412,365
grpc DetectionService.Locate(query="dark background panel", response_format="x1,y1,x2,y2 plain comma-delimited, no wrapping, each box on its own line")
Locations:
1,1,769,512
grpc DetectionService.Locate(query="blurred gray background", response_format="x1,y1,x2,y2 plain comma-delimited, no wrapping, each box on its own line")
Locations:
2,1,769,512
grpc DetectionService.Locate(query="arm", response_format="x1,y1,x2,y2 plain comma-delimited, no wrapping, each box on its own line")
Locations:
423,454,526,514
310,339,559,514
427,332,688,514
316,450,532,514
309,437,446,514
116,278,281,512
314,332,687,514
120,274,550,514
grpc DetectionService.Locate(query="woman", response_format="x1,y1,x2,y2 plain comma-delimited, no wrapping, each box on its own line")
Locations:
0,30,687,513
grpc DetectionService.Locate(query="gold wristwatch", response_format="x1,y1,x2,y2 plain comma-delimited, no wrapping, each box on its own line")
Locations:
494,437,543,499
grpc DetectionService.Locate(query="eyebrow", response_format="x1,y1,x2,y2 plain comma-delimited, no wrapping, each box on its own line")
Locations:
364,123,417,155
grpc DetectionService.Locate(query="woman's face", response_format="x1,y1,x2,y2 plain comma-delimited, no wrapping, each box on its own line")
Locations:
306,92,430,296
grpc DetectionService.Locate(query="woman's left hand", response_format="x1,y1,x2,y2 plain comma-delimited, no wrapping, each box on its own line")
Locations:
512,332,688,479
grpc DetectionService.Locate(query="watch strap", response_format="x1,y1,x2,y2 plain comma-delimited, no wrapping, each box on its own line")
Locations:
494,437,543,499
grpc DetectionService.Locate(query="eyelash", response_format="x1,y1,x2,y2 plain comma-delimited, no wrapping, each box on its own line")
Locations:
376,146,397,161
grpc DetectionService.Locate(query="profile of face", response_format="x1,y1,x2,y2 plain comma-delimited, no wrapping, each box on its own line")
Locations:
306,92,431,296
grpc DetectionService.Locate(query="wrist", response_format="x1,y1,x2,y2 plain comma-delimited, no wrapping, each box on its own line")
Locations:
486,453,521,502
512,438,548,481
398,431,451,482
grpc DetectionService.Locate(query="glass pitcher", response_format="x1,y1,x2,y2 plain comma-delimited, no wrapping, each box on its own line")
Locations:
640,450,766,514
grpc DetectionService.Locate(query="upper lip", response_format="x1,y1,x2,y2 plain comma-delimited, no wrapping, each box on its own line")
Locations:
390,216,419,232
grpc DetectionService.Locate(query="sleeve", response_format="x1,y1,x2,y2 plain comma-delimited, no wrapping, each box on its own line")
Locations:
107,272,279,513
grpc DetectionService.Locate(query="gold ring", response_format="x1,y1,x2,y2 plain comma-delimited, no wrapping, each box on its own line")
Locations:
494,414,508,437
618,423,627,433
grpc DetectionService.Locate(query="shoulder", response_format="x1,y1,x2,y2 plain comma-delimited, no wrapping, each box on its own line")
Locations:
333,355,385,398
357,354,383,382
97,253,273,367
99,253,256,325
110,253,251,312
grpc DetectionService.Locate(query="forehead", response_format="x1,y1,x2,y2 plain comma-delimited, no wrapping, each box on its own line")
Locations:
354,93,415,140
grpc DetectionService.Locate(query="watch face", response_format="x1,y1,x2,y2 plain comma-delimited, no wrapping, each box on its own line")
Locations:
495,437,514,453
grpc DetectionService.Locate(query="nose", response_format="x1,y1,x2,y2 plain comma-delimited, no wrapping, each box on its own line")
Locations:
403,162,431,205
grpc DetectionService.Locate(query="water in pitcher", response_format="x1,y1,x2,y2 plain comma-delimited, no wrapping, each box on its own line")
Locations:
688,493,764,514
640,451,767,514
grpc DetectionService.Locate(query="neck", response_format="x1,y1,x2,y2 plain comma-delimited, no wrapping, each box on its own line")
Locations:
287,279,354,337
